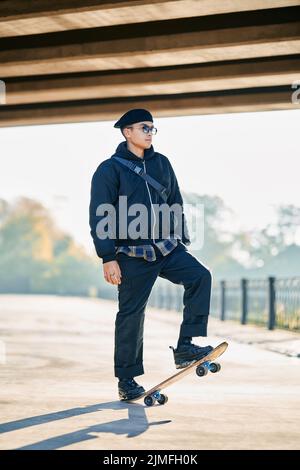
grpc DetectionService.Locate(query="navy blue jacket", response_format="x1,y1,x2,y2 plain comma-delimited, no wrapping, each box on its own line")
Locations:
89,141,190,263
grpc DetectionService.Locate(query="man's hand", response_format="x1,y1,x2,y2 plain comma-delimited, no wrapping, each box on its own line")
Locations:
103,260,122,285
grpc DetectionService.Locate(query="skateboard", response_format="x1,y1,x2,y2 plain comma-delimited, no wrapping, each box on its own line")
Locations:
127,341,228,406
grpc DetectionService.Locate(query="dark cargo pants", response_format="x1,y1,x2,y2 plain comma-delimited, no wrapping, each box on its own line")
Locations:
114,241,212,378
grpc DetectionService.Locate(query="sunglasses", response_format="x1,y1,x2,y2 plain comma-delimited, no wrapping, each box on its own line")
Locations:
126,124,158,135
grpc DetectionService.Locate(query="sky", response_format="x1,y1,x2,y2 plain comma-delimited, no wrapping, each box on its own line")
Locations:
0,108,299,255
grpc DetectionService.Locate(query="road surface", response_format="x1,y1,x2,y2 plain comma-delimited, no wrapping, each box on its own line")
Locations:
0,294,299,450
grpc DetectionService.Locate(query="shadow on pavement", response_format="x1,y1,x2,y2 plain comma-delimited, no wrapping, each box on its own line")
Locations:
0,401,172,449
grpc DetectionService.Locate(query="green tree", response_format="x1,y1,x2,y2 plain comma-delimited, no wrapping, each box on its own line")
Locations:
183,192,246,279
0,197,102,295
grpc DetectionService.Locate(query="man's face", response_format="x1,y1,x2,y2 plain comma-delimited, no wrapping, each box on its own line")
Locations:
123,121,155,149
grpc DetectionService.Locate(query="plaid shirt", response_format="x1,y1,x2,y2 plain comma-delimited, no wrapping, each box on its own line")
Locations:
115,238,180,262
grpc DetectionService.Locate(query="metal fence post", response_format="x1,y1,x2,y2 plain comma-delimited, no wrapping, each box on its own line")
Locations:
221,280,226,321
167,284,172,310
268,276,276,330
162,284,166,309
241,278,248,325
177,288,182,312
151,287,156,307
158,287,163,309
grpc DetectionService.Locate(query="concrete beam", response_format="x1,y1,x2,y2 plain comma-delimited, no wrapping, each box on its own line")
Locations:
2,56,300,105
0,88,296,127
0,21,299,78
4,57,300,105
0,0,299,37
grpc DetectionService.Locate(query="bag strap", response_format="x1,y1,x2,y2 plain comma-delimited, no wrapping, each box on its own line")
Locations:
112,156,168,203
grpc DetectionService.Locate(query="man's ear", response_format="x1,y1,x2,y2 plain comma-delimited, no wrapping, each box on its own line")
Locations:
121,128,129,140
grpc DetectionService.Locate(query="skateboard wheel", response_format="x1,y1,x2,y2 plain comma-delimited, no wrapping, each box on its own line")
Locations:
196,365,208,377
144,395,155,407
157,394,168,405
209,362,221,373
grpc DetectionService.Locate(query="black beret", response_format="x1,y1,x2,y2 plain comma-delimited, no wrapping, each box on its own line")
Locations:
113,108,153,129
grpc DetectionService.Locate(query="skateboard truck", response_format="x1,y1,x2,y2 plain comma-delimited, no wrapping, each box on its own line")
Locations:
144,391,169,407
195,361,221,377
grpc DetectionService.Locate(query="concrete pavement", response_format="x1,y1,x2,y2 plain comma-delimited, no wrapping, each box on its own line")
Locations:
0,294,299,450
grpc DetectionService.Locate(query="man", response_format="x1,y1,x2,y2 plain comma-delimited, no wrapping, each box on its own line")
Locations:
89,108,213,401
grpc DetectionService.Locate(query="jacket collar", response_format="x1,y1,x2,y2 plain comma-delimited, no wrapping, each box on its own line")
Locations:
113,140,155,162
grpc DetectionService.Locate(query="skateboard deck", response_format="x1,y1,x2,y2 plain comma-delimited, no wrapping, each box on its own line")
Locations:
127,341,228,406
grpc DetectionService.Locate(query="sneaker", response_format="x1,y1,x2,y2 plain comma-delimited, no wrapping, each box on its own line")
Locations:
170,343,214,369
118,377,145,401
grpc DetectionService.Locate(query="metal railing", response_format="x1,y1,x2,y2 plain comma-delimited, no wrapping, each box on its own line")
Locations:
276,277,300,330
148,276,300,331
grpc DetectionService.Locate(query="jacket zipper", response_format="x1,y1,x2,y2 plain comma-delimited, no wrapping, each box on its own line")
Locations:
143,160,156,242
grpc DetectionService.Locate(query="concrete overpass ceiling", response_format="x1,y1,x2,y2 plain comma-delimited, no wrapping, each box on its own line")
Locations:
1,0,300,37
0,0,299,126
